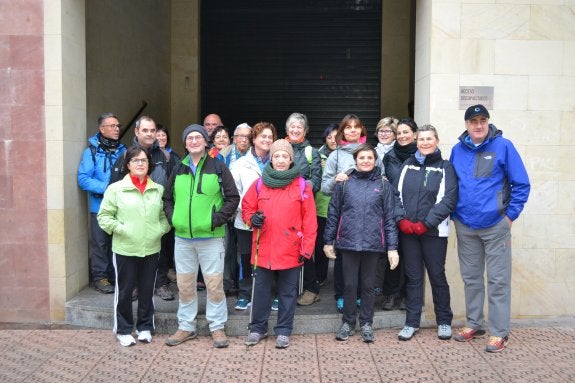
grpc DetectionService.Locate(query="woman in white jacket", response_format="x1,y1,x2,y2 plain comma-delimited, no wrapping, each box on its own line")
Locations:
230,122,277,310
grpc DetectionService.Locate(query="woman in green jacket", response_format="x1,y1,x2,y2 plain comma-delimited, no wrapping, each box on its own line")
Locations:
98,146,171,347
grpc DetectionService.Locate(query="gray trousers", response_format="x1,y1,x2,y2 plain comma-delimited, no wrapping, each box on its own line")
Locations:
454,218,512,337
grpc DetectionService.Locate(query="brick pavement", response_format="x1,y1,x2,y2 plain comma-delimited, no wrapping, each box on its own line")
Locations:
0,323,574,382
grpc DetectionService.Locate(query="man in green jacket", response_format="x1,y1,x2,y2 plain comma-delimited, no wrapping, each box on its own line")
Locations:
163,124,239,349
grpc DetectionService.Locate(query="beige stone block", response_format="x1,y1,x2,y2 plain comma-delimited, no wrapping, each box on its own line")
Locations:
430,74,460,110
44,69,63,107
432,3,460,39
556,181,575,215
461,4,530,40
45,139,64,177
518,282,572,316
493,110,559,146
44,35,62,72
47,209,66,245
495,40,562,76
459,39,494,74
44,105,64,142
48,243,66,279
459,73,495,86
49,276,66,321
556,249,575,282
46,175,64,210
531,5,575,40
44,0,62,36
565,42,575,77
528,75,575,111
492,75,528,111
525,146,575,182
560,111,575,145
414,75,431,123
522,179,557,215
524,214,575,249
431,39,460,74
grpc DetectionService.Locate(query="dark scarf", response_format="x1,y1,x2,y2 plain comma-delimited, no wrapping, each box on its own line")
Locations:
98,134,120,151
393,141,417,162
261,163,300,189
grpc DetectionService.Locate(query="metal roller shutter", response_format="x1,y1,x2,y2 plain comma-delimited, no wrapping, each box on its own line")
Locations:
201,0,381,146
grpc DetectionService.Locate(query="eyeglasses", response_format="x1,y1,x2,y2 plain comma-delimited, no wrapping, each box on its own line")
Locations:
186,135,205,142
235,134,251,140
130,158,148,164
102,124,122,129
377,130,393,135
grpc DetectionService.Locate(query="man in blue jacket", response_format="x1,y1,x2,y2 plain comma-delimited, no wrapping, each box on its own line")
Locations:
78,113,126,293
450,104,530,353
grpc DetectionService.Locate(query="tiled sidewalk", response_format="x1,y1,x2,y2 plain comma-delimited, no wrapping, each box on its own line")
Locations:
0,324,574,382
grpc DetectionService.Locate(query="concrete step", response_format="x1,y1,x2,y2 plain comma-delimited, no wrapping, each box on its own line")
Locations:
66,282,408,336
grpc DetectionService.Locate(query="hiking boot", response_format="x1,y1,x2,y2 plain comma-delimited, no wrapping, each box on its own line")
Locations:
271,298,279,311
374,287,383,296
136,330,152,343
211,329,229,348
356,298,362,308
336,322,354,341
155,284,174,301
94,278,114,294
437,324,452,340
131,287,138,302
234,298,251,310
454,327,486,342
196,281,206,291
381,295,399,311
398,326,419,341
486,336,508,353
167,268,177,283
117,334,136,347
297,290,320,306
360,323,375,343
245,332,267,346
275,335,290,349
165,329,197,347
336,298,344,313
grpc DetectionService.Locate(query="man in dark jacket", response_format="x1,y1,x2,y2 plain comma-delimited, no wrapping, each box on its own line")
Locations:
78,112,126,293
110,116,177,301
450,105,530,353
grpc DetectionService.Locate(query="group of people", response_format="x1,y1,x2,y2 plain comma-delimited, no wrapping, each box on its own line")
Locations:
78,104,530,353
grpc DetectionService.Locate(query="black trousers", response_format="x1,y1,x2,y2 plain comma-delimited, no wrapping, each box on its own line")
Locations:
401,234,452,328
250,266,299,337
236,228,253,300
90,213,114,281
155,230,174,288
223,221,239,291
113,252,159,335
341,251,380,327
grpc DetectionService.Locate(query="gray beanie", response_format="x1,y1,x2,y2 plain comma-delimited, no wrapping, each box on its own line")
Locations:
182,124,209,145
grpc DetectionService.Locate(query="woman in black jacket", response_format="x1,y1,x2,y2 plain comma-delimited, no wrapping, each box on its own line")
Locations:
324,144,398,343
394,124,458,341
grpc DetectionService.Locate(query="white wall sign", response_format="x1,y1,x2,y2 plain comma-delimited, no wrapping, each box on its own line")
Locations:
459,86,494,109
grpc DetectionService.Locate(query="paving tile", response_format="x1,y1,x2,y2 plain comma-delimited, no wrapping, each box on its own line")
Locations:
489,362,564,383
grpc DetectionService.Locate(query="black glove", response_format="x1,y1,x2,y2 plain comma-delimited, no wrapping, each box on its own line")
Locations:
251,211,266,228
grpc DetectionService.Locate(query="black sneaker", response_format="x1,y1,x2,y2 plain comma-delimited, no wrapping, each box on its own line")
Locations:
94,278,114,294
155,284,174,301
336,322,354,341
360,323,375,343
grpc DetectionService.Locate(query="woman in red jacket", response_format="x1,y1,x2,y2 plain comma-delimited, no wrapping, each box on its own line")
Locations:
241,139,317,349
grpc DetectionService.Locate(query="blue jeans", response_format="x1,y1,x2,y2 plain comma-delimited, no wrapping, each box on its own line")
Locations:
174,236,227,332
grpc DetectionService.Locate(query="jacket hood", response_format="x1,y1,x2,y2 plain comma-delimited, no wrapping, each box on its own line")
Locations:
350,166,382,180
290,139,311,149
458,123,502,149
88,134,100,148
337,142,362,155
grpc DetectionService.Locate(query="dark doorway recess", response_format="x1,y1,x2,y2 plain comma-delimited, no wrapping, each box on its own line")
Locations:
201,0,382,146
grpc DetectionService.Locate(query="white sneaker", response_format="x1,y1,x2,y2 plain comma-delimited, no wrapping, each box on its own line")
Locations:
137,330,152,343
117,334,136,347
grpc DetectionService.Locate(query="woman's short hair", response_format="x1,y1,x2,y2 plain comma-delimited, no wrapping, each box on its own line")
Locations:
335,114,367,144
122,146,154,175
417,124,439,140
352,143,378,161
375,117,399,137
209,125,230,142
251,122,277,145
156,124,170,145
285,112,309,135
